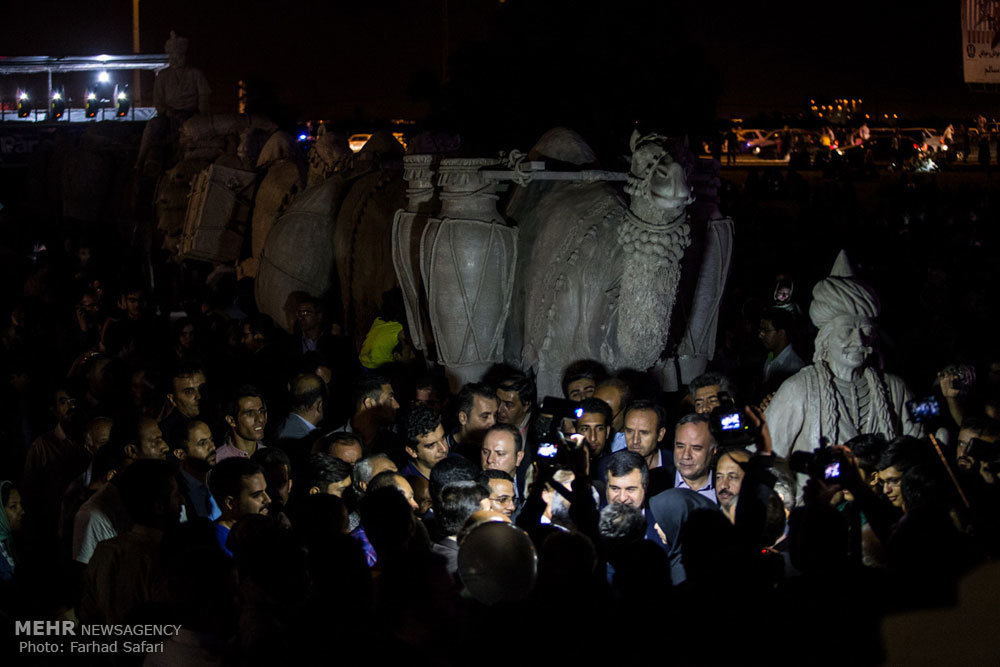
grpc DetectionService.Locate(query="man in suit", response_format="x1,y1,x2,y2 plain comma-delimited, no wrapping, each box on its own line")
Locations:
277,373,325,441
480,423,526,501
603,450,662,547
669,412,718,503
621,399,676,497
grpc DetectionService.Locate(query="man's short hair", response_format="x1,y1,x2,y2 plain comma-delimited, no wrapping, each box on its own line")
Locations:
304,453,352,490
498,371,536,409
478,469,514,484
167,419,203,454
578,397,612,424
354,454,394,489
311,431,364,456
251,446,291,473
760,307,794,334
844,433,888,472
877,436,927,472
484,423,523,453
225,385,265,420
429,456,479,506
598,502,647,543
243,314,276,340
561,359,608,398
209,458,264,507
437,481,489,536
687,372,732,397
366,470,404,494
676,412,712,429
290,373,325,412
456,382,497,417
168,360,204,385
960,416,1000,440
624,399,668,434
352,375,390,412
406,404,442,445
596,376,632,406
605,450,649,488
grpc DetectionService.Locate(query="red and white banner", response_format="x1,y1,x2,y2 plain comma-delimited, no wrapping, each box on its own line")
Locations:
964,0,1000,83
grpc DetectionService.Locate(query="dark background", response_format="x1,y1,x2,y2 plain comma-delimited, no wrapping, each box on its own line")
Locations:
0,1,995,150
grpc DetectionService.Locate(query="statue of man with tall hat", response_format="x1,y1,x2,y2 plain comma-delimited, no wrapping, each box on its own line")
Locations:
765,251,919,462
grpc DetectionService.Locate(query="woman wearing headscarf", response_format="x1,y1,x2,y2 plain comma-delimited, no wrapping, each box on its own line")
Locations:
0,480,25,582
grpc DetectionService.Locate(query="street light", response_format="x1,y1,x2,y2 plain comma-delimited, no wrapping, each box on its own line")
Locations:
17,90,31,118
50,89,66,119
85,91,99,118
115,87,130,117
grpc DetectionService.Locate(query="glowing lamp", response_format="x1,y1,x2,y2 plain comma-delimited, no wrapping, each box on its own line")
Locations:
50,90,66,120
16,91,30,118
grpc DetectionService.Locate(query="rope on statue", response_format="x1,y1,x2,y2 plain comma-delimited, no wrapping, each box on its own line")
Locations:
502,150,535,187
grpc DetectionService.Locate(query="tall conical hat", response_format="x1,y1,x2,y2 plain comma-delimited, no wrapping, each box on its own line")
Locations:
808,250,880,329
165,31,189,56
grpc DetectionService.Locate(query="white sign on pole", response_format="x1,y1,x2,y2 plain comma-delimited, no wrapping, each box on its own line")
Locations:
964,0,1000,84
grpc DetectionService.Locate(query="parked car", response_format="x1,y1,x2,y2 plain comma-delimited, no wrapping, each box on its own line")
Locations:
348,133,372,152
751,129,823,160
901,127,946,153
737,129,769,152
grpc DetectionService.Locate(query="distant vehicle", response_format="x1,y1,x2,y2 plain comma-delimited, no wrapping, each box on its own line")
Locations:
750,129,822,160
348,132,408,153
348,133,371,152
900,127,946,153
738,129,769,152
859,129,924,162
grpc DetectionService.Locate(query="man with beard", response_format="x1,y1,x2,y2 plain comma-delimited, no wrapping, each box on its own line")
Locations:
209,458,271,557
22,386,90,533
73,416,169,564
766,252,918,467
715,449,750,523
170,420,220,520
449,383,498,461
955,417,1000,475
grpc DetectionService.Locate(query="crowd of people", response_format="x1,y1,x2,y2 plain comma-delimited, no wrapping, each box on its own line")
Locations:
1,157,1000,666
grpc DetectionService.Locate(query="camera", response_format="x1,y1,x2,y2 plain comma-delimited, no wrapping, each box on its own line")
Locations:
941,364,975,396
532,396,585,465
789,446,847,484
905,396,940,424
708,393,757,449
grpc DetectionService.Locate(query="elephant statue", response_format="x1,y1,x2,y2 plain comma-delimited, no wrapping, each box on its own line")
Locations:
255,130,407,338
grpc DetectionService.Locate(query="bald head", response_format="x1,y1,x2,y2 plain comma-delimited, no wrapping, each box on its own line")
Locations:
290,373,325,425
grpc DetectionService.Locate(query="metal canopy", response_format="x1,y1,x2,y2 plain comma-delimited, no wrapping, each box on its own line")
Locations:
0,54,169,75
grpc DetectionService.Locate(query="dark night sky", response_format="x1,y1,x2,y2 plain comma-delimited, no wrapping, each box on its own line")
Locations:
0,0,993,127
